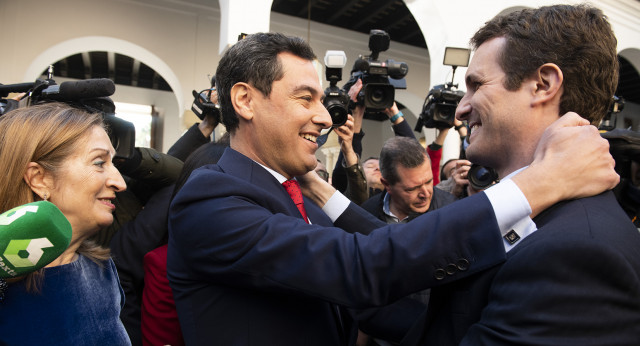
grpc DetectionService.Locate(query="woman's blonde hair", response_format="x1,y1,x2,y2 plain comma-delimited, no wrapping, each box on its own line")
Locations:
0,102,111,291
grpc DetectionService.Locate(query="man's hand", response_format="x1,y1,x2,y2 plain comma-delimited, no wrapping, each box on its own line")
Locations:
348,78,363,103
513,112,619,216
198,111,219,137
297,170,337,208
451,159,471,197
335,115,358,166
348,79,365,133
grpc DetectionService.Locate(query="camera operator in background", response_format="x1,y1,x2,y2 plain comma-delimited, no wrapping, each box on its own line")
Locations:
436,159,492,199
321,52,370,205
167,75,221,162
332,112,369,204
330,30,413,203
426,117,468,186
314,159,330,182
332,77,416,201
362,156,384,196
436,129,499,200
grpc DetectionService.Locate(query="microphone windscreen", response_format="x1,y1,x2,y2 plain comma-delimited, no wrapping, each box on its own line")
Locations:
45,79,115,101
0,201,72,278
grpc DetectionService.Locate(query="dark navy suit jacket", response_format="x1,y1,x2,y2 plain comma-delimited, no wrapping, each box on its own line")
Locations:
167,148,505,345
402,191,640,346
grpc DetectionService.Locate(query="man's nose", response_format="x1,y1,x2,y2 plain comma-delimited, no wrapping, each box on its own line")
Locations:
314,103,332,129
456,95,471,121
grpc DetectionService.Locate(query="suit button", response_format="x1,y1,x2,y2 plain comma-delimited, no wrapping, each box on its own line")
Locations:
445,263,458,275
434,268,446,280
457,259,470,271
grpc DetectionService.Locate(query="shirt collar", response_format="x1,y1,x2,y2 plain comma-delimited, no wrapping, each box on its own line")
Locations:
255,161,288,184
382,192,409,222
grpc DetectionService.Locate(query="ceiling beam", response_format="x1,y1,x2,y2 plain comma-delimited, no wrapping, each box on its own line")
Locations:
326,0,361,24
107,51,116,81
296,0,321,18
81,52,92,79
131,59,140,87
353,0,396,30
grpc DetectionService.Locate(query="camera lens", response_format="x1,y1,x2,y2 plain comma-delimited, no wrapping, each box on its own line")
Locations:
323,86,349,127
326,102,348,127
363,83,394,110
371,88,385,103
468,164,498,190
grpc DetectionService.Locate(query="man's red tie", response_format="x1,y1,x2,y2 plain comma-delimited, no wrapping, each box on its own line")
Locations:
282,179,309,223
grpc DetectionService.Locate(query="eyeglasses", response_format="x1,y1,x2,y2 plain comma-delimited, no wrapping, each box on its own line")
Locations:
316,170,329,182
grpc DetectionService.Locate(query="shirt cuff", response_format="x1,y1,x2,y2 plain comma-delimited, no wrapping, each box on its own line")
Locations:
484,179,532,238
322,191,351,222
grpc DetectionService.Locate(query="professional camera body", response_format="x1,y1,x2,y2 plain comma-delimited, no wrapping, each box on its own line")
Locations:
416,47,470,130
191,75,220,121
0,66,136,161
323,50,350,127
416,82,465,129
345,29,408,114
601,128,640,224
467,164,499,190
599,95,625,131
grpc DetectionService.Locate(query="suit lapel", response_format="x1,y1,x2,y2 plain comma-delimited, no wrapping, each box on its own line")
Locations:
217,148,332,226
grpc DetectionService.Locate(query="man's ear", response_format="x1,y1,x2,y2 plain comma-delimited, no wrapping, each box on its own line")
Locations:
532,63,563,107
380,177,391,192
231,82,254,121
23,162,51,200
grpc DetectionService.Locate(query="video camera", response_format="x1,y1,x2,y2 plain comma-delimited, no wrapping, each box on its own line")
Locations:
191,75,221,121
323,50,350,127
415,47,470,130
601,128,640,223
598,95,625,132
345,29,408,115
0,66,136,162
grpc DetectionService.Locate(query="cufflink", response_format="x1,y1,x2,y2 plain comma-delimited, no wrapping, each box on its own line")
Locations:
504,230,520,245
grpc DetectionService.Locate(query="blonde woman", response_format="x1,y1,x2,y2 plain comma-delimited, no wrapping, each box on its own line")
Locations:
0,102,130,345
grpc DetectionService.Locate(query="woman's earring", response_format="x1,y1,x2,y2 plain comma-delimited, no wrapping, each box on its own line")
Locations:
43,192,49,202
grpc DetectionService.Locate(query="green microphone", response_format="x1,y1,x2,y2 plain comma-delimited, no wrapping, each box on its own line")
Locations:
0,201,72,278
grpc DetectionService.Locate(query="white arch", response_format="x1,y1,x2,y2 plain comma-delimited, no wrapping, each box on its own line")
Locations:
23,36,183,113
620,48,640,76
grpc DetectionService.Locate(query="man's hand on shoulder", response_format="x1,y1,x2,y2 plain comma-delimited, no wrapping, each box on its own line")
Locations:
297,170,337,208
513,112,619,216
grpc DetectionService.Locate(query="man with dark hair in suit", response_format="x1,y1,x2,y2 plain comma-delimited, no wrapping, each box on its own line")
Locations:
402,4,640,345
361,136,457,224
167,31,618,345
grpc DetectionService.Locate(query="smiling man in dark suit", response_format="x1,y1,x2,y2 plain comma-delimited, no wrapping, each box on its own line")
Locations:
166,32,619,345
402,5,640,346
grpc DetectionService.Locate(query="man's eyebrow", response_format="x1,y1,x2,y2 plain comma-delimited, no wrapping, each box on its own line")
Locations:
407,178,433,190
293,84,321,97
465,74,477,85
465,72,486,86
